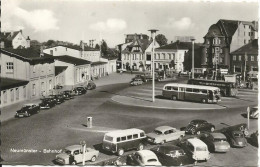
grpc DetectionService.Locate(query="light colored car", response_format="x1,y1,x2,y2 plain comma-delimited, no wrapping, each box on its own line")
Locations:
127,150,162,166
55,145,99,165
130,78,143,86
200,133,230,153
248,106,258,119
147,126,185,144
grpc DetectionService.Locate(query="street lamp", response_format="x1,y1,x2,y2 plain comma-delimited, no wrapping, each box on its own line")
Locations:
190,38,196,79
80,141,86,165
148,29,158,102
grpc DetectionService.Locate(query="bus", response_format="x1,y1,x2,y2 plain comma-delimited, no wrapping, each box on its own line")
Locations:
188,79,238,97
162,83,221,103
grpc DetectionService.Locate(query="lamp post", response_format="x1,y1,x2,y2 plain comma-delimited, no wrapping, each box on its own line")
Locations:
191,38,196,79
148,29,158,102
80,141,86,165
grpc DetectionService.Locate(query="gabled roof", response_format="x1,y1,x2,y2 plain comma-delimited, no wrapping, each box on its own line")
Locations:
0,31,20,41
0,77,29,90
46,44,99,51
54,55,91,66
219,19,239,37
122,38,151,53
156,41,202,50
230,39,258,55
0,48,54,65
55,66,68,76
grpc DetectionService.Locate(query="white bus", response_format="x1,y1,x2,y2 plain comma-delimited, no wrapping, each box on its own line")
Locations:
162,83,221,103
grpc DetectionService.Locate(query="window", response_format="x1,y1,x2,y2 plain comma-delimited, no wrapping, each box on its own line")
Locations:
251,56,254,61
220,57,223,63
205,49,207,53
244,40,246,44
50,50,53,55
239,55,241,61
201,90,208,94
49,80,52,90
233,55,236,61
33,66,36,73
215,47,219,52
172,87,178,91
3,91,7,103
6,62,14,72
23,86,26,98
212,48,214,53
127,135,133,140
169,54,171,60
193,89,200,93
16,88,19,100
74,150,79,155
165,86,171,90
117,137,121,142
248,32,251,36
133,134,138,139
32,84,36,96
140,132,145,137
10,89,14,101
186,88,192,92
220,48,223,53
121,136,126,141
66,48,67,51
163,53,166,60
55,48,57,51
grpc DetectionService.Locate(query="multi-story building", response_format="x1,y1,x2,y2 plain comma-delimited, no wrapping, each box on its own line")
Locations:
0,30,31,49
0,48,55,107
202,19,258,70
230,39,258,78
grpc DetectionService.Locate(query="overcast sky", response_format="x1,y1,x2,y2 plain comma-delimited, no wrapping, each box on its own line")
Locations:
2,0,258,47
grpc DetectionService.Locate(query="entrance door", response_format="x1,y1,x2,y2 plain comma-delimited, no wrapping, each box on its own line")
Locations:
178,87,185,100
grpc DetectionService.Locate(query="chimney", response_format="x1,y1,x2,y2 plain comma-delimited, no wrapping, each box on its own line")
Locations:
26,36,30,48
20,29,23,34
40,45,44,57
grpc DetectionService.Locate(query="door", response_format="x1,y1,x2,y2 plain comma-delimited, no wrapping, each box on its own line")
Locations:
73,150,82,163
178,87,185,100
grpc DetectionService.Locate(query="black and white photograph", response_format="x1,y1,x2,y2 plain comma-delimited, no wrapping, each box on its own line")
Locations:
0,0,259,166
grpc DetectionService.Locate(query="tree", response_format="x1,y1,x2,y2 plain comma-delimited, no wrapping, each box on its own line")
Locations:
101,40,108,56
45,40,55,46
95,44,100,50
155,34,168,46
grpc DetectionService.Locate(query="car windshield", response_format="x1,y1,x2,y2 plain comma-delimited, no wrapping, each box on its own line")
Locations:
196,146,207,151
104,135,113,142
154,130,163,135
234,133,243,138
23,105,32,108
147,159,157,162
64,149,71,155
214,138,227,142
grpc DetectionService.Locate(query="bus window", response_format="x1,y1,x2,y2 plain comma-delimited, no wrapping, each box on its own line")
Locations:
127,135,133,140
121,136,126,141
117,137,121,142
133,134,138,139
201,90,207,94
165,86,171,90
186,88,192,92
193,89,200,93
172,87,178,91
140,132,145,137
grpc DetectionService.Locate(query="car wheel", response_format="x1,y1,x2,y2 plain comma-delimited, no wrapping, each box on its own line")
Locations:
117,149,124,156
210,127,215,132
196,131,201,135
201,99,207,103
91,156,97,162
172,96,177,100
138,144,144,151
71,161,77,165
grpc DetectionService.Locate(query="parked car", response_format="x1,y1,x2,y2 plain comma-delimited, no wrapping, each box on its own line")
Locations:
62,91,72,100
199,133,230,153
147,126,185,144
49,95,65,104
248,106,258,119
126,150,162,166
218,123,249,136
130,78,143,86
178,138,210,162
73,87,87,95
184,119,215,135
54,85,63,89
249,130,258,147
39,98,56,109
55,145,99,165
15,104,40,117
222,130,247,148
86,82,96,90
150,145,194,166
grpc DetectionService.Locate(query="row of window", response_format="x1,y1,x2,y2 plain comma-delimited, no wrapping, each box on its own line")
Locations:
233,55,257,61
123,54,144,60
2,86,26,104
116,133,145,142
165,86,208,94
206,47,223,54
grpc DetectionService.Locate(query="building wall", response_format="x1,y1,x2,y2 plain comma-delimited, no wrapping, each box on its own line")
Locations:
91,64,107,78
12,32,28,49
230,54,258,73
43,46,81,57
107,59,117,73
1,85,28,107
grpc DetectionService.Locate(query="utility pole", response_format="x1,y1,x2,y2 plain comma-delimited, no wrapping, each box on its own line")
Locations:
148,29,158,102
244,52,247,82
80,141,86,166
191,38,195,79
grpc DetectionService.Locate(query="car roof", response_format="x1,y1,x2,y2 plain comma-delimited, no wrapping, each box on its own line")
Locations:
105,128,144,137
23,103,36,106
191,119,207,123
137,150,157,160
65,145,81,151
187,138,207,147
210,133,226,138
155,126,175,132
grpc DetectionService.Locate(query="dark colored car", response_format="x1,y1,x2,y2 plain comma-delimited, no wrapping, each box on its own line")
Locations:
222,130,247,148
217,123,249,136
184,120,215,135
39,98,56,109
73,87,87,95
86,82,96,90
199,133,230,153
63,90,74,100
49,95,65,104
15,104,40,117
150,145,194,166
250,131,258,147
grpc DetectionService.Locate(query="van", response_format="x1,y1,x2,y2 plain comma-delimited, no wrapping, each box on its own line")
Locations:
102,128,146,156
183,138,210,161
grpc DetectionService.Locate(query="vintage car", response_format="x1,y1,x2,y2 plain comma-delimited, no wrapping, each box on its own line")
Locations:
150,145,194,166
86,82,96,90
147,126,185,144
217,123,249,136
178,138,210,162
222,130,247,148
248,106,258,119
49,95,65,104
55,145,99,165
73,87,87,95
250,130,258,147
199,133,230,153
39,98,56,109
184,120,215,135
15,104,40,117
130,78,143,86
126,150,162,166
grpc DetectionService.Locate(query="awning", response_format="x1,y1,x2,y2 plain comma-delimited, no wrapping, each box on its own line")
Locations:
0,77,29,90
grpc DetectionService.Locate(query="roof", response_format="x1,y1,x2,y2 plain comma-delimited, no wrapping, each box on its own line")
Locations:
1,48,54,65
46,44,99,52
0,77,29,90
155,126,175,132
91,61,107,66
187,138,207,147
105,128,144,137
55,66,68,76
230,39,258,55
163,83,219,91
156,41,202,50
137,150,157,159
54,55,91,66
210,133,226,139
0,31,20,41
122,38,151,53
65,145,81,151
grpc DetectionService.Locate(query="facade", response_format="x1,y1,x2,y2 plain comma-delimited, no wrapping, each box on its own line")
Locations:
202,19,258,70
230,39,258,77
0,30,30,49
54,56,91,89
0,48,55,107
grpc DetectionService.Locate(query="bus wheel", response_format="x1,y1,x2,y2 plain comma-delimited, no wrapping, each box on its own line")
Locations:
201,99,207,103
172,96,177,100
117,149,124,156
138,144,144,151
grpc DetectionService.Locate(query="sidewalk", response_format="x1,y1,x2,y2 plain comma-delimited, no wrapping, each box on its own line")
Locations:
93,72,134,87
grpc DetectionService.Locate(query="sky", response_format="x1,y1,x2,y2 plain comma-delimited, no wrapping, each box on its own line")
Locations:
2,0,259,47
